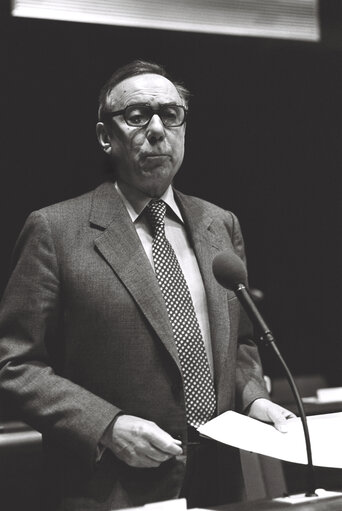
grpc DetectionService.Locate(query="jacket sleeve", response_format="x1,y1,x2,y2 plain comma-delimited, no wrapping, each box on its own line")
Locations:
229,212,270,411
0,211,120,470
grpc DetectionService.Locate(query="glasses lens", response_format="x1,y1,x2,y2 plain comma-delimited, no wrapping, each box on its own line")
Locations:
160,105,185,127
125,106,151,126
124,105,185,127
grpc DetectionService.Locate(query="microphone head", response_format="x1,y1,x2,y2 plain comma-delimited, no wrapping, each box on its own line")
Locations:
212,249,247,290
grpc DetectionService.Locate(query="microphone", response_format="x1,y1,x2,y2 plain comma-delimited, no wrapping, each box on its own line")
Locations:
212,249,275,345
212,248,318,498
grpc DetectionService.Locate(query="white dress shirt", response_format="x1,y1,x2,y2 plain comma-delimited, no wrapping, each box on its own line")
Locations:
115,182,214,375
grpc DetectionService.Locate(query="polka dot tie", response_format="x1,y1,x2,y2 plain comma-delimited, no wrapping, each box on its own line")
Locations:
146,200,216,428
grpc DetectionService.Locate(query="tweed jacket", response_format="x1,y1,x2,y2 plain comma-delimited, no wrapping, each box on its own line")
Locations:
0,181,269,510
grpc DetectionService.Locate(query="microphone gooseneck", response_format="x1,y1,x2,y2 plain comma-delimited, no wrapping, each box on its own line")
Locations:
212,248,317,497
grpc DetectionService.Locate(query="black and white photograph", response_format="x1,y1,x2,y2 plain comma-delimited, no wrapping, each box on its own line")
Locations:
0,1,341,510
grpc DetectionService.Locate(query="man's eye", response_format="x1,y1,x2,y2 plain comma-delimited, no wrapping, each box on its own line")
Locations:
126,108,149,125
129,115,144,124
162,107,177,120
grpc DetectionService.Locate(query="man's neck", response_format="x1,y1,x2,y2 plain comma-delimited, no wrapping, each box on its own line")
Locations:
116,180,170,215
115,181,183,224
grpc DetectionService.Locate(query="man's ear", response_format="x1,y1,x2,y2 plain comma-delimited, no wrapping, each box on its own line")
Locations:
96,122,112,155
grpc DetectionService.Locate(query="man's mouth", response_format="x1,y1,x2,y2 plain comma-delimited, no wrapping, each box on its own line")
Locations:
145,154,170,158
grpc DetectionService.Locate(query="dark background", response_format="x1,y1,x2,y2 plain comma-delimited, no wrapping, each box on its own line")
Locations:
1,0,341,384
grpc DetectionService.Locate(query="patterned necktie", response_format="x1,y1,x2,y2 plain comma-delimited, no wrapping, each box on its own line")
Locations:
146,199,216,428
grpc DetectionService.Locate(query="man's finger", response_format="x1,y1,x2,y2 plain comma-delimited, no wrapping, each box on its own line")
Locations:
270,408,296,433
126,452,162,468
273,417,288,433
145,426,183,455
143,445,175,463
136,454,163,468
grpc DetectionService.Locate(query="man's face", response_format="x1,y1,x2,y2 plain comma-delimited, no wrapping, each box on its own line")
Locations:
98,73,186,199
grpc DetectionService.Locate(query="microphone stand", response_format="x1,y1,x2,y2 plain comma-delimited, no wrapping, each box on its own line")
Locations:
260,333,317,497
236,283,342,502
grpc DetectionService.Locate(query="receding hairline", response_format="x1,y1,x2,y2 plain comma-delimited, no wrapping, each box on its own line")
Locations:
103,73,186,110
98,62,190,122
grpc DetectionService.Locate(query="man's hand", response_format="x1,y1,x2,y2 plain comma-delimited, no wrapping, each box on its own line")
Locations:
248,398,296,432
103,414,183,468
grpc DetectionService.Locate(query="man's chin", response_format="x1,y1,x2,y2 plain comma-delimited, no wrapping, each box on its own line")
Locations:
139,167,175,197
141,179,171,199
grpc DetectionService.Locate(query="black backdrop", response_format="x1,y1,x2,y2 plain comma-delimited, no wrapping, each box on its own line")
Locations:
1,1,341,384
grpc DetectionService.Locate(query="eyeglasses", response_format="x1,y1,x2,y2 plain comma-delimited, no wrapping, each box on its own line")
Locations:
102,104,187,128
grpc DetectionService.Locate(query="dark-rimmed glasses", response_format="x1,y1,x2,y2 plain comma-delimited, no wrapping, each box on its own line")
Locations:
102,104,187,128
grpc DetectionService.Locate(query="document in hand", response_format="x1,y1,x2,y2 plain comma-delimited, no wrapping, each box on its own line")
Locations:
197,411,342,468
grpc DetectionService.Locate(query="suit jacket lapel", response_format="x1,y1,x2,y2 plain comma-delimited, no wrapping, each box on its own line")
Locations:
90,182,181,371
174,190,231,388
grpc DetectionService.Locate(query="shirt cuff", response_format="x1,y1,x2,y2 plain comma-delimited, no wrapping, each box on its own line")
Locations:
96,412,124,463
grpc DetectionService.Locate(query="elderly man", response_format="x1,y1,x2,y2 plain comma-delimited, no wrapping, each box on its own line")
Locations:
0,60,293,510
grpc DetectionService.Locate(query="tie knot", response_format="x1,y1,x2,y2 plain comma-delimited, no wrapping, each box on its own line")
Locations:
146,200,166,234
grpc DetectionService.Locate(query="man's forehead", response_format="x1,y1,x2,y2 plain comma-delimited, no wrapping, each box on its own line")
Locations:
107,73,181,107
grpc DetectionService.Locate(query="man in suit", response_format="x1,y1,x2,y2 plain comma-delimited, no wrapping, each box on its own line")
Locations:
0,60,293,510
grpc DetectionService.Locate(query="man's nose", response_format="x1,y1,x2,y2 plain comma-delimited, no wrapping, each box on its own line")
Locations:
146,114,165,143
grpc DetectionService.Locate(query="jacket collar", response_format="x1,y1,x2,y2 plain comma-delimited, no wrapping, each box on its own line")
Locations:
89,181,231,383
90,182,181,370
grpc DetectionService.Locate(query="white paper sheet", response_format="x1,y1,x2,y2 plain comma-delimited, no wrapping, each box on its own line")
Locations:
121,498,187,510
197,411,342,468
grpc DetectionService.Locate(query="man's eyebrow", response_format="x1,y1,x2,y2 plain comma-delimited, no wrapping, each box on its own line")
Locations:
125,102,149,107
126,101,180,107
161,102,182,107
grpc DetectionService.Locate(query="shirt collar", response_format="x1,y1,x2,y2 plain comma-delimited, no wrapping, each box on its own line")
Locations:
115,181,184,224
